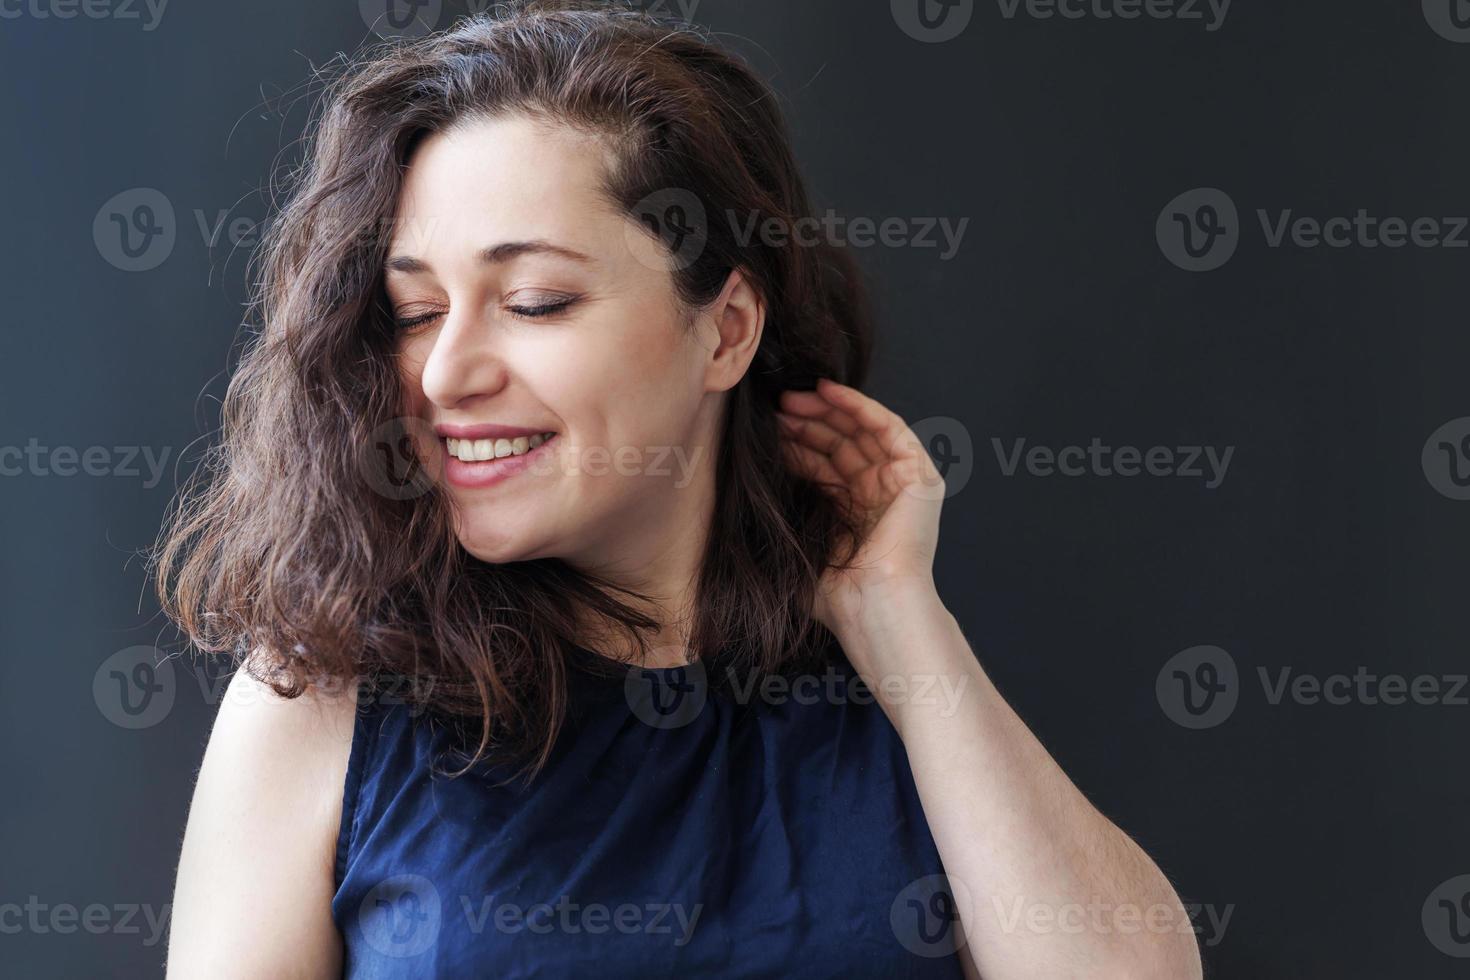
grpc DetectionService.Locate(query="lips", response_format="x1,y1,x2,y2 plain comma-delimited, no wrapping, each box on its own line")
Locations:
441,432,559,489
435,422,554,440
444,432,555,462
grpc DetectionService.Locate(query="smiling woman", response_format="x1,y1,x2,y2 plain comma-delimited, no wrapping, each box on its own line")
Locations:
382,115,751,556
155,2,1200,978
156,0,872,779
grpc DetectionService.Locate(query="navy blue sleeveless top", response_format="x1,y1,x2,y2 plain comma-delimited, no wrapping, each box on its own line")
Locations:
330,639,970,977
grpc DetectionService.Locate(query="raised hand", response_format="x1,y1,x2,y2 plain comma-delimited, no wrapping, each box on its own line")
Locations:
776,378,947,633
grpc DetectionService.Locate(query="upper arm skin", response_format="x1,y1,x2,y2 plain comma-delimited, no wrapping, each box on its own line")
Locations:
166,666,358,980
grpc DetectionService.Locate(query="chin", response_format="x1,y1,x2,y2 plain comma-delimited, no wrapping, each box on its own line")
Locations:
450,517,552,565
457,539,540,565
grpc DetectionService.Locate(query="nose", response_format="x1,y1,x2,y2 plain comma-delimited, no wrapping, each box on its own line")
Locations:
417,302,508,410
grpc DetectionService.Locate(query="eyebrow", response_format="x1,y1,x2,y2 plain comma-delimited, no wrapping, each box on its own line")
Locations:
384,239,594,274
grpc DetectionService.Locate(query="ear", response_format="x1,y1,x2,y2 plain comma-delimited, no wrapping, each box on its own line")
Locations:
701,267,765,394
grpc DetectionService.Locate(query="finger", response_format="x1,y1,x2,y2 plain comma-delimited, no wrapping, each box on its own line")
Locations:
814,379,926,462
853,426,886,467
811,406,887,468
887,452,940,494
779,436,845,491
777,412,871,481
779,390,885,466
809,381,943,491
779,389,861,434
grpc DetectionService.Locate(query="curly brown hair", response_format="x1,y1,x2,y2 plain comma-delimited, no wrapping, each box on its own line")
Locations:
153,0,874,783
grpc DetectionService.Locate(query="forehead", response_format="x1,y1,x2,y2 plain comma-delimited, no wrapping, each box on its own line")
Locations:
388,114,622,255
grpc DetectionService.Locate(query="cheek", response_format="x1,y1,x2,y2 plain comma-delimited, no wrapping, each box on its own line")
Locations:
563,318,694,443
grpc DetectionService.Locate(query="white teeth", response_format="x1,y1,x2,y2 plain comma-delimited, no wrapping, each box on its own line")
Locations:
445,432,555,462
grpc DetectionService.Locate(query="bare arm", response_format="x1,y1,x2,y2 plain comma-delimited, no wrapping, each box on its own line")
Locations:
834,583,1203,980
165,666,357,979
776,378,1202,979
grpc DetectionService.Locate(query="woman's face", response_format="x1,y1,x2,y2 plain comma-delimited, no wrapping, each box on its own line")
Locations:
385,113,757,566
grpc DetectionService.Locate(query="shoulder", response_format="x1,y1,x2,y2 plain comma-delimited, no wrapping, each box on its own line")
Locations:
197,665,361,822
210,664,362,763
166,662,360,979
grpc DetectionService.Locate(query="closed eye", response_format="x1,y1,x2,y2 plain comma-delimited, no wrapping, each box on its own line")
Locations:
506,296,579,321
392,296,581,331
394,310,444,331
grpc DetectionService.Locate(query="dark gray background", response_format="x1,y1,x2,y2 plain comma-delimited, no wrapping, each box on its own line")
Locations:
2,1,1466,976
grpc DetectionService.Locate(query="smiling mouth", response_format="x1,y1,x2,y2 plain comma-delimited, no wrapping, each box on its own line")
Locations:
444,432,557,462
